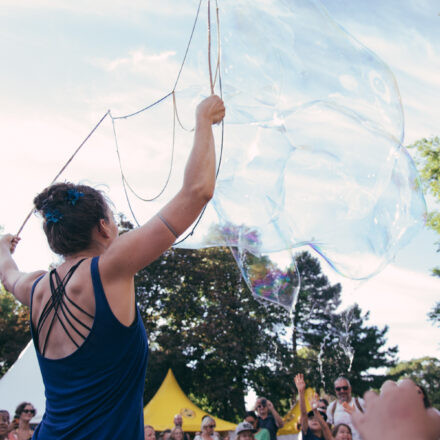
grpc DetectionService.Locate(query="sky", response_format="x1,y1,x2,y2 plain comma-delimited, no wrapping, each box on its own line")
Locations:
318,0,440,362
0,0,439,371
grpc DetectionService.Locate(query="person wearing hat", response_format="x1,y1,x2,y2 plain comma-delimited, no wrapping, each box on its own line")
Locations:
235,422,255,440
294,374,332,440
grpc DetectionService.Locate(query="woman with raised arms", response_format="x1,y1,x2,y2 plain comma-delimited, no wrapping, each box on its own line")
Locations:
0,95,225,440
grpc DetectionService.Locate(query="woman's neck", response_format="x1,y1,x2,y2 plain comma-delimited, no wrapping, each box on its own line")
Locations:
63,240,109,264
18,419,30,430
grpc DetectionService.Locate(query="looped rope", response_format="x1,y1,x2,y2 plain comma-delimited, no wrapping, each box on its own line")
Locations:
16,111,110,236
17,0,224,246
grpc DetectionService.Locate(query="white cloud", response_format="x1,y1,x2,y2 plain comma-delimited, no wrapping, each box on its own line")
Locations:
0,1,196,18
93,49,177,72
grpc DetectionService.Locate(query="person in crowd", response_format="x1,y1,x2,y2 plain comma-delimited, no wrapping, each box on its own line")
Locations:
234,422,255,440
170,426,185,440
159,429,172,440
221,432,230,440
0,95,225,440
0,411,9,440
295,373,328,440
318,399,329,412
332,424,352,440
144,425,156,440
244,411,270,440
301,397,351,440
194,416,219,440
174,414,191,440
311,399,353,440
8,402,35,440
352,379,440,440
326,377,363,440
254,396,284,440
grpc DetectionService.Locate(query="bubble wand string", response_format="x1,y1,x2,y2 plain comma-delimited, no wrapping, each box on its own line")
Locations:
208,0,214,95
15,0,223,244
15,111,110,237
111,0,224,246
15,0,205,236
173,0,224,246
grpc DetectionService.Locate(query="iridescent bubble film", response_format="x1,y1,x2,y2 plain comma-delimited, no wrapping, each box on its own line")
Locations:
112,0,426,308
231,247,301,313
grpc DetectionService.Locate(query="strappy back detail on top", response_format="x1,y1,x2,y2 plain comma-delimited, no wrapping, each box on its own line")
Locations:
30,256,149,440
35,258,93,357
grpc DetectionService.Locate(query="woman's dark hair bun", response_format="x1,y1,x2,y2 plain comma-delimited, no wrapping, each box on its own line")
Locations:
34,182,110,255
34,184,66,211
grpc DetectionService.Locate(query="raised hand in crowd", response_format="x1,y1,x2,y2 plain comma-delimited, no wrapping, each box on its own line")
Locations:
295,373,329,440
294,374,306,394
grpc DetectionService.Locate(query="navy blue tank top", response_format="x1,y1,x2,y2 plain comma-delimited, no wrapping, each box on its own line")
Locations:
30,256,149,439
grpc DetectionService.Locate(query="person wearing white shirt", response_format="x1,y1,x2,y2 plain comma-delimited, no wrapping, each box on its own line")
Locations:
326,377,364,440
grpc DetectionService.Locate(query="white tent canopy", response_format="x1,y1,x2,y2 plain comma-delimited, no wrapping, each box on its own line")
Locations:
0,341,45,423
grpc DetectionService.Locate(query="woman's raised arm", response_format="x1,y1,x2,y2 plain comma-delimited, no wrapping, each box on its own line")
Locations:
100,95,225,280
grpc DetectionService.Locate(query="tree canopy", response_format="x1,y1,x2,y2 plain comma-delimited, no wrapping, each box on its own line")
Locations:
130,236,397,420
0,286,30,377
409,136,440,239
408,136,440,328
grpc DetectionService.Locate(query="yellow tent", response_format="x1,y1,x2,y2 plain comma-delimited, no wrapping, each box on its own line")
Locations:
144,369,237,432
277,388,315,435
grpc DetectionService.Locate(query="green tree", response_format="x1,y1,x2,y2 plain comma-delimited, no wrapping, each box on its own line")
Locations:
291,252,342,355
135,246,291,421
408,136,440,328
289,252,341,383
327,305,397,395
291,304,397,397
0,286,30,377
285,253,397,397
410,136,440,240
250,251,343,408
131,237,397,418
388,357,440,409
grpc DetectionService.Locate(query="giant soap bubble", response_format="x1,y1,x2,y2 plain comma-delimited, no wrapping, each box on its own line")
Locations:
112,0,426,310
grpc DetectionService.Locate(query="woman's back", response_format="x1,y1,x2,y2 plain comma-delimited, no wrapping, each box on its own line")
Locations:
31,258,96,360
30,257,148,440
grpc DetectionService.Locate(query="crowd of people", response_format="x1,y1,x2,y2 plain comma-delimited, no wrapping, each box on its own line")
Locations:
139,375,440,440
141,375,439,440
1,369,440,440
0,402,37,440
293,374,440,440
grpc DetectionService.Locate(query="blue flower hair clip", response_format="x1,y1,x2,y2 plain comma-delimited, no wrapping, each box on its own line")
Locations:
45,209,63,224
66,189,84,206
